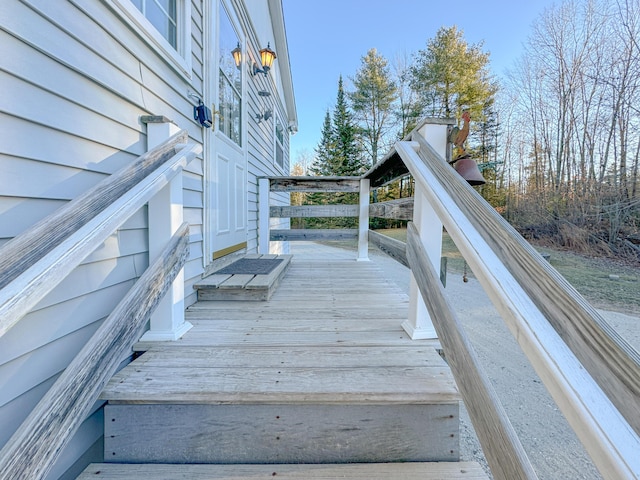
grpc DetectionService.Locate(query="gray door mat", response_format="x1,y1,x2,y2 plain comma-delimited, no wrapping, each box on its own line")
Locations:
215,258,283,275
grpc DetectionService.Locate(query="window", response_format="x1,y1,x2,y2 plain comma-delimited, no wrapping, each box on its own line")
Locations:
131,0,178,48
275,111,285,170
106,0,191,78
218,3,242,146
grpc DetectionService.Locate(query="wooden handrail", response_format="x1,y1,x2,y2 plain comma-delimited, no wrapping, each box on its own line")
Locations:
406,222,537,480
369,197,414,220
0,223,190,480
394,135,640,478
266,176,361,192
368,230,408,267
0,131,201,337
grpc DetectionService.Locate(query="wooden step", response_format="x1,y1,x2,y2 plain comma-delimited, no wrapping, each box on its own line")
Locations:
194,254,292,301
101,345,460,464
77,462,490,479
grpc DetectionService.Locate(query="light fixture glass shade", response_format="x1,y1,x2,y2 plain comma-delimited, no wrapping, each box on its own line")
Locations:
259,43,276,72
231,43,242,68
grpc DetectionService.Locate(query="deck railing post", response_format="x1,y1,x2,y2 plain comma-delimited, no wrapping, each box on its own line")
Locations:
258,178,271,254
139,117,193,341
402,122,448,340
357,178,370,261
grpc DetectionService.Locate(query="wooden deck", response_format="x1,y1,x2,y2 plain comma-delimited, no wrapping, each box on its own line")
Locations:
90,244,487,478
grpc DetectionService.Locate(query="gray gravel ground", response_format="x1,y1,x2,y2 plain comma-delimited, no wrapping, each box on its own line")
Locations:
366,245,640,480
293,242,639,480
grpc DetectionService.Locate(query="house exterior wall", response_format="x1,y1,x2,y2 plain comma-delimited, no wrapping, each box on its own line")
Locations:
0,0,295,478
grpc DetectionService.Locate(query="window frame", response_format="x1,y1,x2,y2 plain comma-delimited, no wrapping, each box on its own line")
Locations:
105,0,192,79
274,107,286,172
217,0,244,147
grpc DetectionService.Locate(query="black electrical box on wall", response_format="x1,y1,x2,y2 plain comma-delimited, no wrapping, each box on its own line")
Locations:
194,102,212,128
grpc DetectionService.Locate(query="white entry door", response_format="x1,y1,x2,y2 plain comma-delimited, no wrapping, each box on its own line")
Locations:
209,1,247,260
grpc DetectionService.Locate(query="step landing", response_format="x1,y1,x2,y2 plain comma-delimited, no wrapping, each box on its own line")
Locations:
194,254,292,301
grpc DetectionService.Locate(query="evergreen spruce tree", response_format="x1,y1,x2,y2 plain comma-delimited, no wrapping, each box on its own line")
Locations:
306,111,334,227
349,48,397,164
332,76,367,175
309,110,335,176
307,77,366,228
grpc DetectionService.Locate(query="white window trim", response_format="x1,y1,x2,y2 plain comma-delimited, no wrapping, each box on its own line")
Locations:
104,0,192,80
274,107,286,173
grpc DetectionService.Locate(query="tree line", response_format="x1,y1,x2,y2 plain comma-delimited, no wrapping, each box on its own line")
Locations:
293,0,639,260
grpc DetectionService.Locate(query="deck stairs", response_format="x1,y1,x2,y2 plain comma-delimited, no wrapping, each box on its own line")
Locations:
79,247,489,479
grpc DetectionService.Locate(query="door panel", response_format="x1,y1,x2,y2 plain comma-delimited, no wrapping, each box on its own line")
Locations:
208,0,247,260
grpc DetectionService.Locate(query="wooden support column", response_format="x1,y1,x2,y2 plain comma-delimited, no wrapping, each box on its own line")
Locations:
357,178,370,261
258,178,271,254
139,117,193,341
402,123,448,340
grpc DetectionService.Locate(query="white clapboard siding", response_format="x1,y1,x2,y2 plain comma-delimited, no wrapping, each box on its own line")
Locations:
0,198,67,239
1,3,143,107
0,155,109,200
0,281,136,364
0,322,100,408
0,31,145,133
0,72,141,149
0,113,138,174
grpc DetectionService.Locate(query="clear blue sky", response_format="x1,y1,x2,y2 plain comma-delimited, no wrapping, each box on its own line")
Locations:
282,0,557,163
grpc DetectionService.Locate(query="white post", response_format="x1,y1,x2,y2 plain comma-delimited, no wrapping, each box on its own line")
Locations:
139,118,193,341
258,178,271,254
357,178,370,261
402,122,448,340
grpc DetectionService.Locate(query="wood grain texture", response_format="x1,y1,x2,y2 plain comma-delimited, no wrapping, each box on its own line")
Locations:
244,255,292,288
77,461,489,479
270,204,359,218
0,223,190,480
407,222,537,480
270,229,358,241
104,404,458,463
369,197,414,220
369,230,408,267
397,136,640,478
267,176,361,192
102,364,457,404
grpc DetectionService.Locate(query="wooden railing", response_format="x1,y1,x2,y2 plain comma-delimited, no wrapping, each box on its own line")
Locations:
0,130,201,480
258,176,370,260
364,121,640,479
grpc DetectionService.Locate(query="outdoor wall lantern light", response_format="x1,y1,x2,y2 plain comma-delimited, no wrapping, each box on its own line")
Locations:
252,43,276,76
231,42,242,69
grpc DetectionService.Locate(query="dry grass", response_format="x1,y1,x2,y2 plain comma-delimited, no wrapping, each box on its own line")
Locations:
373,228,640,315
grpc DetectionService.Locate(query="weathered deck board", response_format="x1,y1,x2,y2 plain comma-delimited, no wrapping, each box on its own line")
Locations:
103,364,457,404
78,461,488,479
104,403,459,463
102,252,464,465
113,256,457,403
124,345,446,368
